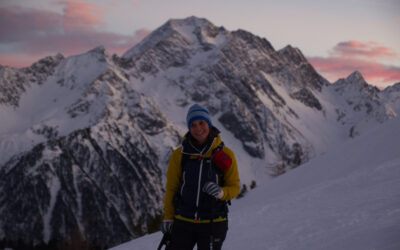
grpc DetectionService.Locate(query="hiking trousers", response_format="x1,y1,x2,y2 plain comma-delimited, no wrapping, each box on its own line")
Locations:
166,218,228,250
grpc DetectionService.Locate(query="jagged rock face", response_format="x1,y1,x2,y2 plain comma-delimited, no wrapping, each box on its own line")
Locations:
291,88,322,110
0,54,64,107
278,45,327,92
0,16,399,248
0,45,181,248
0,126,163,247
0,88,180,248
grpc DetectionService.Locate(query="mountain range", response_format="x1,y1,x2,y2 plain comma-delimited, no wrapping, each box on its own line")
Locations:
0,16,399,248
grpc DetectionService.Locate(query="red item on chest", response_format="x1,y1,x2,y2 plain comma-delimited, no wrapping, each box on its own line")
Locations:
212,150,232,171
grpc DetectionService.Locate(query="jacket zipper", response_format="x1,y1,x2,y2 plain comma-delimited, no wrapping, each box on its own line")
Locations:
188,137,217,221
180,172,186,196
194,156,204,221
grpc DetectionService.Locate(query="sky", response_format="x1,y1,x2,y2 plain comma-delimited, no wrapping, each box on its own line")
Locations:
0,0,399,88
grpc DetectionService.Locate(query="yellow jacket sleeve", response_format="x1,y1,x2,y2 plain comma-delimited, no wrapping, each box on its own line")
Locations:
163,148,182,220
220,146,240,200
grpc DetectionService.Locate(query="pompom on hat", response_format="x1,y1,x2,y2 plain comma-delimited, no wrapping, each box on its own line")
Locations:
186,104,212,130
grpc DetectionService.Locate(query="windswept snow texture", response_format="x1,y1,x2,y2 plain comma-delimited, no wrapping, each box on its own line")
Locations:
111,117,400,250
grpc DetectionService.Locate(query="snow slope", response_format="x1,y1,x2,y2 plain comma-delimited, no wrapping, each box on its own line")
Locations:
0,47,109,166
111,117,400,250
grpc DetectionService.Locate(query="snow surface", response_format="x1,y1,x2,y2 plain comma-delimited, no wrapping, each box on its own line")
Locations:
0,49,108,165
110,117,400,250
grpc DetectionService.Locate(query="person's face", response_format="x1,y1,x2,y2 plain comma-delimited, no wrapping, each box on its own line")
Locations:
189,119,210,145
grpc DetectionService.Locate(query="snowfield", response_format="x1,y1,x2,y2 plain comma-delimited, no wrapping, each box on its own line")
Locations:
111,117,400,250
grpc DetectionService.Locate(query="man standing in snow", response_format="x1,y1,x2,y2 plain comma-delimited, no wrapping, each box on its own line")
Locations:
161,104,240,250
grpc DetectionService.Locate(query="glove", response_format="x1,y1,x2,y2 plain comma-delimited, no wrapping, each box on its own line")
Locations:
161,220,173,234
202,182,224,199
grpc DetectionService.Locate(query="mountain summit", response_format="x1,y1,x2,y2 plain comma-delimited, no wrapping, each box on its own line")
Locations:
0,16,399,248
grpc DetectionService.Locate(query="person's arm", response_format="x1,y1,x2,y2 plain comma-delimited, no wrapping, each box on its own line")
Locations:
163,148,183,220
220,147,240,200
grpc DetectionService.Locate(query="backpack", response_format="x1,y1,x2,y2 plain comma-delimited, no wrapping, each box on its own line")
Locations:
179,142,232,206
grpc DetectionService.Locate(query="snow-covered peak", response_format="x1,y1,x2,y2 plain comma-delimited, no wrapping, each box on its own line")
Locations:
383,82,400,93
122,16,227,59
380,82,400,115
168,16,213,30
347,71,367,84
87,45,107,55
53,46,109,90
334,71,380,97
29,53,65,69
122,24,172,59
279,45,308,64
0,45,115,166
328,70,391,133
335,71,368,88
0,53,65,108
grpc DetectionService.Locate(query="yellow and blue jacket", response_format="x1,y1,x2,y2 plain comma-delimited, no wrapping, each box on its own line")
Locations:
163,130,240,223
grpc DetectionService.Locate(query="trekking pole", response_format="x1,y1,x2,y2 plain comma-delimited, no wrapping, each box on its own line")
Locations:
157,232,171,250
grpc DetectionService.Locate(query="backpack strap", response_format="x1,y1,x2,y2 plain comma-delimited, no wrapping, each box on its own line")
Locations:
181,142,224,171
180,153,190,173
211,142,224,155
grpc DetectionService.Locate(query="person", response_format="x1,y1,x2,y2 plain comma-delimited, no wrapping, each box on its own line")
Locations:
161,104,240,250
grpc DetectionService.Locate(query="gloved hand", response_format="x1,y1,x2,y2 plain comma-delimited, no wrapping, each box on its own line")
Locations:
161,220,173,234
202,182,224,199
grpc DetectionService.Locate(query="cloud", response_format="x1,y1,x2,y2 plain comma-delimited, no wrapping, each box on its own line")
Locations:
0,2,151,67
307,40,400,87
0,6,62,43
308,55,400,87
0,54,38,68
60,0,105,32
18,28,150,55
110,2,119,7
331,40,398,59
309,57,400,80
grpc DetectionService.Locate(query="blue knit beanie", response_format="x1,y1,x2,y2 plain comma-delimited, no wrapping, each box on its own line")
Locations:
186,104,212,130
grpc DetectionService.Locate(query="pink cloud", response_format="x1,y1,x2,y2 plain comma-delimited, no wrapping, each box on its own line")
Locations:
307,40,400,87
1,28,151,65
27,28,151,56
60,0,106,32
331,40,398,59
110,2,119,7
308,56,400,87
0,4,151,68
0,54,40,68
